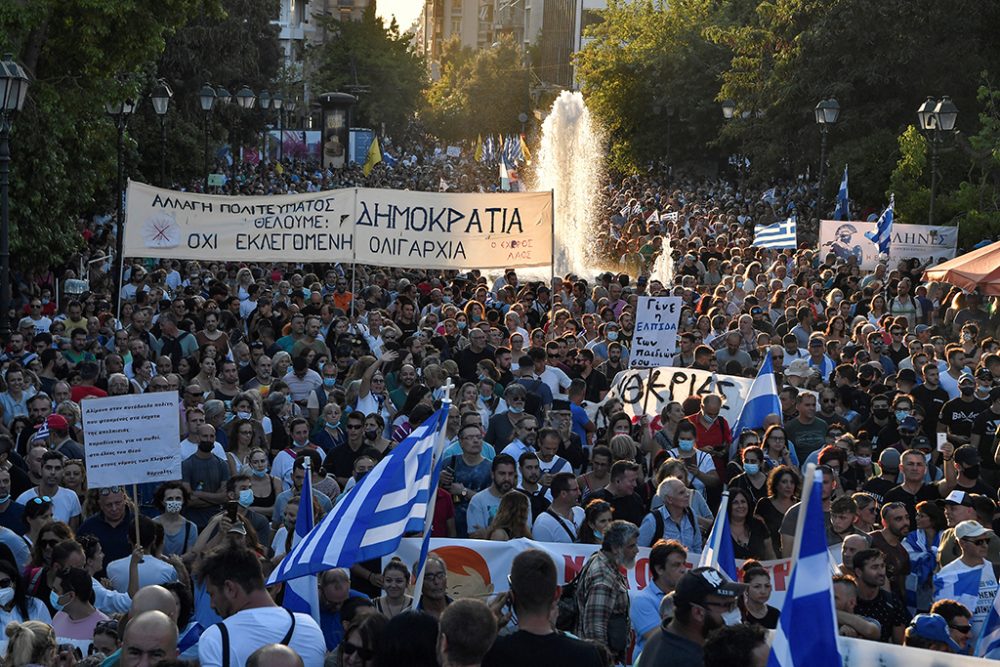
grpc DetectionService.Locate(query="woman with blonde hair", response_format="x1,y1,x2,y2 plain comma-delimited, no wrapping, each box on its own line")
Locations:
3,620,56,666
487,492,532,541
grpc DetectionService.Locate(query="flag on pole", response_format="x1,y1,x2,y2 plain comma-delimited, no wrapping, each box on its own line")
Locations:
499,160,510,192
865,194,894,255
519,134,531,163
281,457,319,623
832,165,849,221
753,218,797,249
976,589,1000,658
362,135,382,176
439,177,449,192
729,352,783,457
698,491,737,581
483,136,495,164
761,187,777,206
474,135,483,162
267,408,450,584
767,464,842,667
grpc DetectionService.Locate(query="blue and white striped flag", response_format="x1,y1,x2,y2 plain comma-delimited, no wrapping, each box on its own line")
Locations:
865,194,894,255
698,491,737,581
832,165,849,221
753,218,797,249
767,465,841,667
761,187,777,206
933,565,983,632
730,352,783,457
267,408,450,584
976,590,1000,658
901,529,938,616
281,458,319,622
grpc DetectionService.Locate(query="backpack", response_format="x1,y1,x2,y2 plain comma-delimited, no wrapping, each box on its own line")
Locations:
555,556,592,631
652,505,698,544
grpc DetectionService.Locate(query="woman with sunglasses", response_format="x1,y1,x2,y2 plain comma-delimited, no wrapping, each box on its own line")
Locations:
0,558,50,655
342,613,388,667
21,496,53,548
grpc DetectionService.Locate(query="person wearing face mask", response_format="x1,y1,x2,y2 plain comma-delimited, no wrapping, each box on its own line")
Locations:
639,566,748,667
153,482,199,558
947,445,997,498
666,421,719,501
0,557,51,652
939,375,989,454
50,566,109,646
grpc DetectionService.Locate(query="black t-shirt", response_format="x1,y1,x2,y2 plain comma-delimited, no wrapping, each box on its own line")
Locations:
971,408,1000,470
854,589,910,643
515,487,551,521
743,604,781,630
635,624,703,667
911,384,949,433
861,476,897,505
582,370,610,403
588,488,647,527
939,397,989,438
324,442,365,480
883,483,942,529
453,346,496,383
483,630,604,667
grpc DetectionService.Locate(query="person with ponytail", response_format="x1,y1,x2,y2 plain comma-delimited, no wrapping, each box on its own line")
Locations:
3,619,56,666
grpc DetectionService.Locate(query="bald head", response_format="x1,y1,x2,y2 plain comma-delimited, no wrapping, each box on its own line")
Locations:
121,611,178,667
247,644,304,667
130,585,178,621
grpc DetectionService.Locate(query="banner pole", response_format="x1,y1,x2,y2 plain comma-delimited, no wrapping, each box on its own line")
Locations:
116,255,127,321
132,483,141,546
549,189,556,338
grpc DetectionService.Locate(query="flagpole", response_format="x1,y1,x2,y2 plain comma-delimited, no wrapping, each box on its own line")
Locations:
411,377,454,609
788,463,818,566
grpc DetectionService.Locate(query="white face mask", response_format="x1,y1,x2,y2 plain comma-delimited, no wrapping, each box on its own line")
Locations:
722,607,743,626
164,500,183,514
0,587,13,607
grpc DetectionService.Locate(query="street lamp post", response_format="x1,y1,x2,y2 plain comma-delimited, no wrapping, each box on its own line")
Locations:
0,54,30,340
198,83,217,191
272,93,284,162
259,90,271,161
215,86,232,182
234,86,256,177
720,100,746,188
150,80,173,188
281,97,296,161
814,97,840,220
917,96,958,225
105,97,135,312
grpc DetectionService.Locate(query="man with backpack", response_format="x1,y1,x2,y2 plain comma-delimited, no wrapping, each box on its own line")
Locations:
638,479,702,550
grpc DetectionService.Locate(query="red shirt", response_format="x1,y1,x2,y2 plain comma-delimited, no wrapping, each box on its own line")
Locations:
432,487,455,537
70,385,108,403
685,413,732,479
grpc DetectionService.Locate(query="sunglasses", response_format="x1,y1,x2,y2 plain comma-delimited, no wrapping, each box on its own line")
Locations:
346,424,363,430
342,642,374,660
950,623,973,634
99,486,123,496
963,538,990,547
30,496,52,505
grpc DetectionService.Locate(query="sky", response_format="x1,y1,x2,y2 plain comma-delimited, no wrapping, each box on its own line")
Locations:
377,0,424,30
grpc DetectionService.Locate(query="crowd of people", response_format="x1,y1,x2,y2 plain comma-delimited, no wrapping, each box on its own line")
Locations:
0,139,996,667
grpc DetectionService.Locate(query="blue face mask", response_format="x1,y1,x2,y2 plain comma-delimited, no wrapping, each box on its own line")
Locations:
678,439,695,452
50,591,66,611
251,468,268,478
895,410,909,423
509,406,524,415
238,489,255,508
323,378,336,388
743,463,760,475
593,530,603,541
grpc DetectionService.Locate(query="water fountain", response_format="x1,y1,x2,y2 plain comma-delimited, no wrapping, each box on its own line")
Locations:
531,91,605,278
650,235,674,288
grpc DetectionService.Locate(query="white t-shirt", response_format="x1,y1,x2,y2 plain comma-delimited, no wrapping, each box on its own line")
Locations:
539,365,572,401
532,506,585,543
197,606,326,667
106,554,179,593
15,487,80,524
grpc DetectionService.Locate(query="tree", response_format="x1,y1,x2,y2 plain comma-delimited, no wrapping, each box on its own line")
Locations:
0,0,221,267
309,3,426,138
424,35,530,142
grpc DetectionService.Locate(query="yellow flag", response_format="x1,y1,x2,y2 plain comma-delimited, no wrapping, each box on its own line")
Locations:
275,162,284,175
474,135,483,162
519,134,531,163
362,135,382,176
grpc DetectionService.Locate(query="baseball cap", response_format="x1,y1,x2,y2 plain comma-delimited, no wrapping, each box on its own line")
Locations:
673,567,747,606
878,448,901,469
941,490,977,508
896,368,918,384
45,414,69,430
955,520,993,541
785,359,813,378
976,367,993,381
912,434,931,450
915,324,931,334
958,374,976,387
898,416,919,433
17,317,33,330
954,444,981,467
907,614,962,653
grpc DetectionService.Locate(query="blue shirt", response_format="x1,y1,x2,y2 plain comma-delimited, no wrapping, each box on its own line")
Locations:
319,590,369,650
0,502,24,534
638,506,702,551
630,580,668,657
570,403,591,445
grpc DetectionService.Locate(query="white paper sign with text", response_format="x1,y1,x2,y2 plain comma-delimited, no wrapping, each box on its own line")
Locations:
630,297,682,368
82,393,182,488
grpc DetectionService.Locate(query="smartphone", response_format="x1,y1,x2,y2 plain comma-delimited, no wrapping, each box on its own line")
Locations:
937,433,949,452
225,500,239,522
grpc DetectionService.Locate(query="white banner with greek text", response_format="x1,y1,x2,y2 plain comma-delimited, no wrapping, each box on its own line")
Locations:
819,220,958,270
599,367,754,424
123,181,553,270
81,393,182,488
630,297,682,368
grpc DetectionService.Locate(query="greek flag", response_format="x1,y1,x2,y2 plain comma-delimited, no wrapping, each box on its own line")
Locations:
932,566,982,627
761,187,777,206
902,529,939,616
698,491,737,580
832,165,849,220
281,458,319,622
865,194,894,255
267,408,450,584
730,352,783,457
767,465,842,667
753,218,797,249
977,592,1000,658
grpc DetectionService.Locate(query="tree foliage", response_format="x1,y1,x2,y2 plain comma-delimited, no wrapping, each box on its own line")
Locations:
424,35,530,142
309,3,426,138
